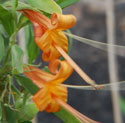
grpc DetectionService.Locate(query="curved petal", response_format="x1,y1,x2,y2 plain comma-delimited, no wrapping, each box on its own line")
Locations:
49,59,73,84
33,87,51,111
24,66,54,88
36,30,68,61
21,9,51,29
51,13,76,30
33,83,67,112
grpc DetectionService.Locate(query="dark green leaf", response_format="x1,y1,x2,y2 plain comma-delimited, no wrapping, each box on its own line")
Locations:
0,4,16,36
25,25,40,64
27,0,62,14
16,75,39,95
0,35,4,62
4,106,17,123
11,45,24,74
54,107,81,123
56,0,79,9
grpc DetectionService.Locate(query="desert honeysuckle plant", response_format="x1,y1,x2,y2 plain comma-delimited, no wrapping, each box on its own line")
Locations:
2,0,123,123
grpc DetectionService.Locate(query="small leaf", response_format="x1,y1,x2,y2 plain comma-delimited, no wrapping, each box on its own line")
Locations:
120,97,125,115
25,24,40,64
17,14,30,30
54,107,81,123
27,0,62,14
56,0,79,9
0,35,4,62
16,75,39,95
16,103,38,122
11,45,24,74
67,30,73,54
0,4,16,36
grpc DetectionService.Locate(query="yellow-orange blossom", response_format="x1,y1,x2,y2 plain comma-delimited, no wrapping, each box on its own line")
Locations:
24,59,73,112
24,61,99,123
22,10,99,123
22,9,76,61
22,9,96,86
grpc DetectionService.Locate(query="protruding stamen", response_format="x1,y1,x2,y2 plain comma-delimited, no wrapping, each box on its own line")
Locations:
55,45,96,87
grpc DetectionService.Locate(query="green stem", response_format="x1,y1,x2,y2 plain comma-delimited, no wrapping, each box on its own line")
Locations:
4,47,11,65
1,103,7,123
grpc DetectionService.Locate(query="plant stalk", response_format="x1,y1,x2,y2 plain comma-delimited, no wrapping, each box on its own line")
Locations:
106,0,123,123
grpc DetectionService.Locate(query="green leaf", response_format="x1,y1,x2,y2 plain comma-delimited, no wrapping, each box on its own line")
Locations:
4,106,17,123
0,102,2,120
11,45,24,74
56,0,79,9
16,103,38,122
3,1,35,11
55,107,81,123
60,30,72,60
27,0,62,14
17,14,30,30
0,35,4,62
0,4,15,36
120,97,125,115
67,30,73,54
25,25,40,64
14,0,18,8
16,75,39,95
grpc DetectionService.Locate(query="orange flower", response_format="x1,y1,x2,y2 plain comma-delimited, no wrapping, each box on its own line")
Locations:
21,9,96,87
24,59,99,123
24,59,73,112
22,9,76,61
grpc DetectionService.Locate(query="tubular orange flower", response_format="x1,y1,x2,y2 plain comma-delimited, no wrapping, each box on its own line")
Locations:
21,9,96,87
24,59,73,112
21,9,76,61
24,59,99,123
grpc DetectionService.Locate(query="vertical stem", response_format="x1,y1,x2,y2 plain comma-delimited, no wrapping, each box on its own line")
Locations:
106,0,123,123
18,28,37,123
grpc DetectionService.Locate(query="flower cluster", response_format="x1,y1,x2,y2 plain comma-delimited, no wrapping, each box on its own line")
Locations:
22,9,99,122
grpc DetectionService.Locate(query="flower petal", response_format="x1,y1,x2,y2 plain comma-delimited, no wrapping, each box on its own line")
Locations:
24,66,54,88
33,87,51,111
49,59,73,84
40,30,68,61
51,13,76,30
21,9,51,29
